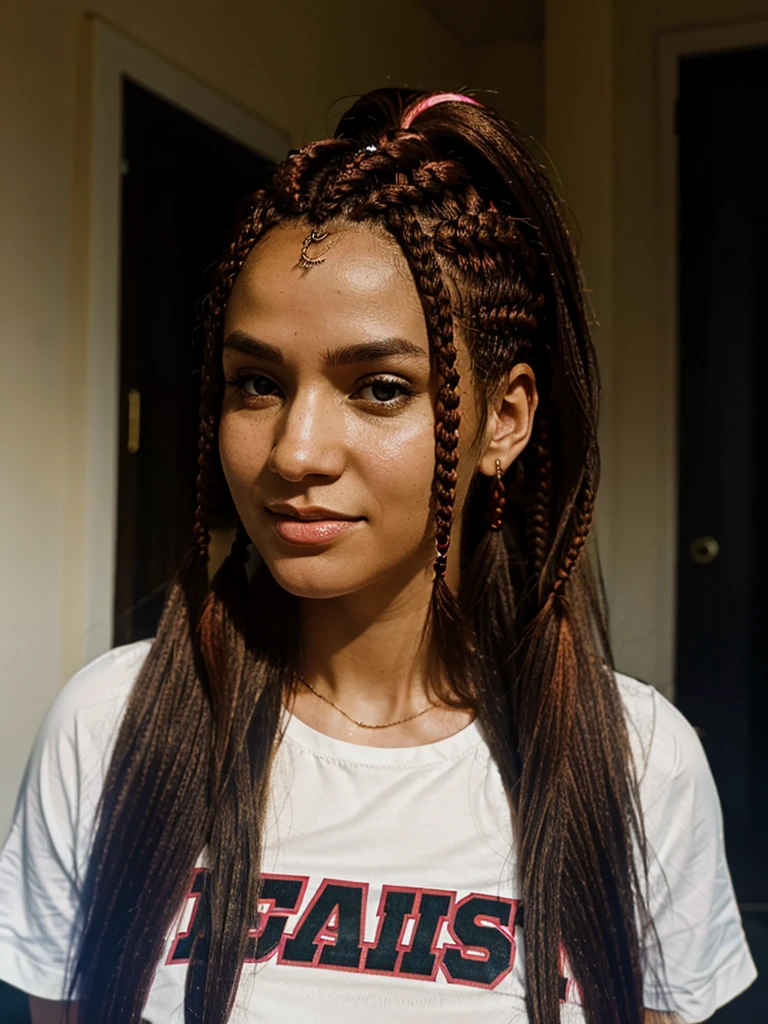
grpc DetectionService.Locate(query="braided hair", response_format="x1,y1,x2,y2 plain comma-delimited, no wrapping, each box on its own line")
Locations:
65,89,662,1024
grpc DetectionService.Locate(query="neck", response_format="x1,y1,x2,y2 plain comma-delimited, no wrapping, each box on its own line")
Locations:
297,566,434,715
288,548,473,746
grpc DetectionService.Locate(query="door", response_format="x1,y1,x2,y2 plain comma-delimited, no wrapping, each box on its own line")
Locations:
114,79,272,645
675,44,767,1021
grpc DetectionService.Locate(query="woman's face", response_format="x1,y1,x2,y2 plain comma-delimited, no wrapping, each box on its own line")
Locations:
219,220,487,600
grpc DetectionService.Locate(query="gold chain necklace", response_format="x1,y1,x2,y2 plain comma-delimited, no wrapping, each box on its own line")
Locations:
294,674,437,730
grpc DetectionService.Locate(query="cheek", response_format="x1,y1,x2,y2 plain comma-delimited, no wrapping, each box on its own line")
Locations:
361,429,435,545
218,414,268,494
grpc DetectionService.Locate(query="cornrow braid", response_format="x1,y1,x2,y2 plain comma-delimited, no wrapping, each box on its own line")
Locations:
271,138,353,213
433,210,532,273
432,212,546,394
375,127,454,170
307,145,398,222
353,162,476,219
475,293,543,335
300,131,474,225
307,138,441,223
277,131,462,224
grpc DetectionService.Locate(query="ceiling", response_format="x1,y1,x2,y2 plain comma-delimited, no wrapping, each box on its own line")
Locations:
418,0,544,46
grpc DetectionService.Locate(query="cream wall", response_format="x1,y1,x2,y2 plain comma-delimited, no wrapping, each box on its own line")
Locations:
545,0,768,698
469,39,545,142
544,0,617,615
0,0,471,836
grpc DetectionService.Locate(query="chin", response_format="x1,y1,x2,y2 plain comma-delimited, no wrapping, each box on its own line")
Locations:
268,548,436,605
257,550,373,600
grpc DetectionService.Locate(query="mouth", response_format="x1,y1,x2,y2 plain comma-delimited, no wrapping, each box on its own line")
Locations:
268,511,364,547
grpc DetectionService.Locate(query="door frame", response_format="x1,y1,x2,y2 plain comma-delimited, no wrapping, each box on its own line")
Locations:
654,16,768,694
82,17,289,664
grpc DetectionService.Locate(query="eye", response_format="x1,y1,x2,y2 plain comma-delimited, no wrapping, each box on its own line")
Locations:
355,375,415,409
222,372,416,411
223,372,279,401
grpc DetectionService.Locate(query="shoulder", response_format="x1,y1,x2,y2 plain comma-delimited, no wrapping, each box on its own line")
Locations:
613,675,758,1017
0,640,154,1000
612,669,712,814
39,639,154,768
56,638,153,711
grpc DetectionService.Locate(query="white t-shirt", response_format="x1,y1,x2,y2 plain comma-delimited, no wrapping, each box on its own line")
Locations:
0,639,757,1023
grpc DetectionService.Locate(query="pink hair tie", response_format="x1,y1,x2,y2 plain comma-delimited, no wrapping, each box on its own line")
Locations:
401,92,482,129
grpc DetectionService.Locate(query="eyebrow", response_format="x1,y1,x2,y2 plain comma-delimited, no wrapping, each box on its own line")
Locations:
222,329,428,368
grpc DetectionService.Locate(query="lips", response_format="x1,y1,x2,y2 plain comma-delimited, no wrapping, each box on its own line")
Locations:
270,512,362,546
267,503,360,522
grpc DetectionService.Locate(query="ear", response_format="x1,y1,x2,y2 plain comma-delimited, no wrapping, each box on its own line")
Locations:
477,363,539,477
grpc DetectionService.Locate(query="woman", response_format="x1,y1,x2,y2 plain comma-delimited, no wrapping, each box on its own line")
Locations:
0,89,756,1024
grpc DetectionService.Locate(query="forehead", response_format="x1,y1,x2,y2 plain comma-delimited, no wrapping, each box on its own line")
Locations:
224,221,428,348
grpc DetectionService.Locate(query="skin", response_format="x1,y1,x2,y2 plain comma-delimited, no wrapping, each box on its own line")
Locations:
27,223,683,1023
219,219,538,746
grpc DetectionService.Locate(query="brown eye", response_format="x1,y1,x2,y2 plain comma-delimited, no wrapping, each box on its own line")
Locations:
357,375,416,409
223,373,279,401
243,376,277,397
368,382,401,402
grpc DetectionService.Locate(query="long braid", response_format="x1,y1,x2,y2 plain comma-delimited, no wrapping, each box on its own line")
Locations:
553,482,596,597
378,203,481,707
523,408,556,597
384,206,460,577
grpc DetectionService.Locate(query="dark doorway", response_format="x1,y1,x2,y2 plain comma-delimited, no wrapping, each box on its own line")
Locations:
114,79,272,645
675,44,767,1021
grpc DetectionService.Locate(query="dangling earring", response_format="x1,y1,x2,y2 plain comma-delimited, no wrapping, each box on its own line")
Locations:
487,458,506,530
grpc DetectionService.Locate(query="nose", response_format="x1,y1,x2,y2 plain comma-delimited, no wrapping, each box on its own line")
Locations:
267,387,345,482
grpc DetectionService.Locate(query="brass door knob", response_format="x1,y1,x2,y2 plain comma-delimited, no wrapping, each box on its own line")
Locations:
689,536,719,566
